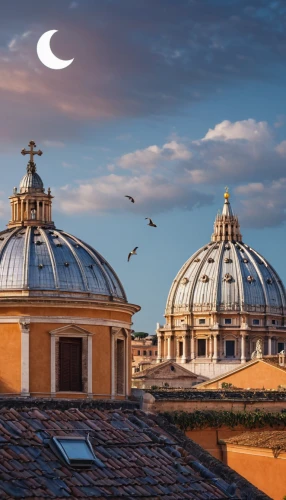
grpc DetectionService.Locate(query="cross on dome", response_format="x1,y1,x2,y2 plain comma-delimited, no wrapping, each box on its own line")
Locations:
21,140,43,163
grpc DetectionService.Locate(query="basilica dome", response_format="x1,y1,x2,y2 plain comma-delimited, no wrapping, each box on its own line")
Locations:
166,191,286,315
3,142,126,302
0,226,126,300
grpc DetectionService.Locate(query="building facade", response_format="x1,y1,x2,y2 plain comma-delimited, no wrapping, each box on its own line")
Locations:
132,336,158,373
156,189,286,379
0,141,140,399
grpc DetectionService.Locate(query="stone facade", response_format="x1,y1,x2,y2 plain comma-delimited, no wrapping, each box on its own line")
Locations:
156,190,286,379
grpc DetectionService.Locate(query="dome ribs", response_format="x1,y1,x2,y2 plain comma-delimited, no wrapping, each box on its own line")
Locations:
52,230,89,292
22,226,31,289
38,227,59,289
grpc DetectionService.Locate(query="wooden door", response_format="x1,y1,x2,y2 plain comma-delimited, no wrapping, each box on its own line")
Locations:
59,338,82,391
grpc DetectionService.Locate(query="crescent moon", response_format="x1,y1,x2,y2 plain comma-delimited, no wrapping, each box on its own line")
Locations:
37,30,74,70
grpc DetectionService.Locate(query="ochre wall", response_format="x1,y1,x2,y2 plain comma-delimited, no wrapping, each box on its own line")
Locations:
0,304,131,323
223,445,286,500
204,361,286,390
0,302,134,399
29,323,113,397
186,425,285,462
0,324,21,393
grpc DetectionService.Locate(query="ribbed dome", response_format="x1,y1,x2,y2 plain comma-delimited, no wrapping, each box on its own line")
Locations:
0,226,126,301
167,192,286,315
167,240,286,314
20,172,44,193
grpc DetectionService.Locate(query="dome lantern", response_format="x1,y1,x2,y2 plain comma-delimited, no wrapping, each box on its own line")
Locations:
8,141,54,228
211,188,242,242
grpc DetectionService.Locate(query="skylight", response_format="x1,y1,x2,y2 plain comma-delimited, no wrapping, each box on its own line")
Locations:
52,436,97,468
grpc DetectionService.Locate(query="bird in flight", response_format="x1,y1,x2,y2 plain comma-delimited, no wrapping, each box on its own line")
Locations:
145,218,157,227
128,247,138,262
125,195,135,203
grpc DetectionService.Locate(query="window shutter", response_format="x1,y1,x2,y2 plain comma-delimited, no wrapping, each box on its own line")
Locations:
59,338,82,392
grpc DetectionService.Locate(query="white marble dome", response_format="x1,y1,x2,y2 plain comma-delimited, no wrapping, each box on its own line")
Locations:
166,194,286,315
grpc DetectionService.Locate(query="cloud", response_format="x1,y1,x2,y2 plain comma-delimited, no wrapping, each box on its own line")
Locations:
0,1,286,140
57,173,213,215
201,119,271,142
55,117,286,227
117,140,192,170
42,140,65,148
234,180,286,228
275,140,286,158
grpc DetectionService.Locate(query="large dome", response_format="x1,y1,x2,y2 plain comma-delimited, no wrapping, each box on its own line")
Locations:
167,192,286,315
0,226,126,301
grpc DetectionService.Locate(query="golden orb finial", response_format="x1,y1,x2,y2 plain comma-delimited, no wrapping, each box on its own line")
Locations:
224,186,230,199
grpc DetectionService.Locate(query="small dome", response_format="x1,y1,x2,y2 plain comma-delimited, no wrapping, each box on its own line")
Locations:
0,226,126,301
20,161,44,193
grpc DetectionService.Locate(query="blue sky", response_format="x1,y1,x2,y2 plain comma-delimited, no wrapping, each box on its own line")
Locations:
0,0,286,332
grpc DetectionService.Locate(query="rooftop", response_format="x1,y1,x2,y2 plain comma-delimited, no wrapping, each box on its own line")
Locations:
224,431,286,453
0,399,269,499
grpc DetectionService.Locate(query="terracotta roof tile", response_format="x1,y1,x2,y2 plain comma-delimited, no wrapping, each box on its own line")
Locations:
0,404,268,498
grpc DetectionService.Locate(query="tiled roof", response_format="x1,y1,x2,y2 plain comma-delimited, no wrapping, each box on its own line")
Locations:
0,401,269,499
224,431,286,452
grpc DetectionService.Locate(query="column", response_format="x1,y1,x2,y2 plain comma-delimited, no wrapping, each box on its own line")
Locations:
191,333,195,360
87,335,92,396
167,335,172,360
26,200,29,220
37,200,40,220
176,337,180,359
208,336,212,359
125,330,129,398
50,335,56,394
20,320,30,396
268,336,272,356
157,333,162,363
240,333,246,363
213,333,218,363
182,334,187,363
42,201,45,221
21,199,24,220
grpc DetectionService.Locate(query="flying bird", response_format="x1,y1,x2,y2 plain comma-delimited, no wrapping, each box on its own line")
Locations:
125,195,135,203
145,218,157,227
128,247,138,262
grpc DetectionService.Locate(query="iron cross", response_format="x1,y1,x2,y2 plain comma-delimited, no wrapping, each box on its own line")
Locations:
21,141,43,163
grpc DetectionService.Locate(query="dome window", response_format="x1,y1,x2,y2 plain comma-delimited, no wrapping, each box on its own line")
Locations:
240,248,244,253
88,264,93,269
194,258,200,262
204,247,208,251
0,237,4,241
52,234,58,238
225,245,230,250
56,243,62,247
201,274,209,283
75,244,80,248
258,261,263,265
267,278,272,285
224,257,231,263
181,277,189,284
223,273,232,283
35,241,43,245
208,258,214,263
243,258,248,263
247,275,255,283
38,264,44,269
64,262,69,267
214,245,219,249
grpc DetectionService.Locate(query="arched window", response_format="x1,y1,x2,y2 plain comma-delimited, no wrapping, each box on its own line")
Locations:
111,328,128,398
